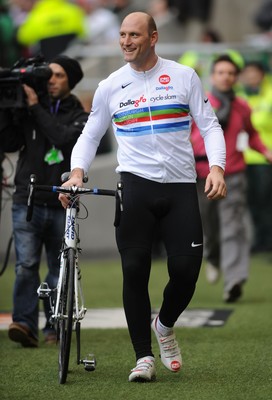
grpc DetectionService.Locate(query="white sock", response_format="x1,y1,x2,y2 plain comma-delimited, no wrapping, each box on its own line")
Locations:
155,316,173,337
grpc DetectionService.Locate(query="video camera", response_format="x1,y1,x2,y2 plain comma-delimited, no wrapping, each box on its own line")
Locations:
0,55,52,109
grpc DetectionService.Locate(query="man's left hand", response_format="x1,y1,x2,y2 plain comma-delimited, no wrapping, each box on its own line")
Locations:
23,84,39,107
204,165,227,200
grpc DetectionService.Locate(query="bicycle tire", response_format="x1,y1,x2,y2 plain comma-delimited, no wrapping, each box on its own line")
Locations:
58,248,75,384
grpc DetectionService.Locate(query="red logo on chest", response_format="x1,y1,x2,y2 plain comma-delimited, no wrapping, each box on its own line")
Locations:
159,75,171,84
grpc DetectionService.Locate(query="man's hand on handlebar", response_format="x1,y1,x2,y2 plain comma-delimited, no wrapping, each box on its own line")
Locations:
59,168,84,208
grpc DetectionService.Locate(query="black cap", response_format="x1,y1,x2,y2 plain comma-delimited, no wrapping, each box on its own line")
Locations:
50,55,83,90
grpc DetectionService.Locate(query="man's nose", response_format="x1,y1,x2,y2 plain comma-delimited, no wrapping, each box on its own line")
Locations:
122,35,131,45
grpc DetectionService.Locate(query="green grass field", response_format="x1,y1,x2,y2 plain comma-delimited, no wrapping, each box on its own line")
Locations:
0,254,271,400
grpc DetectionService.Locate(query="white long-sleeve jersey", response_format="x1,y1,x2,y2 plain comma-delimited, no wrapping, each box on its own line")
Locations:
71,57,226,183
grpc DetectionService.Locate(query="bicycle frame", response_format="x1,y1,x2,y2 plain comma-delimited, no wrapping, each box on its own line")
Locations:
27,173,122,384
50,203,86,328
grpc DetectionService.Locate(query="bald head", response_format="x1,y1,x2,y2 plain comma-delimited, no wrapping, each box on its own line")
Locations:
121,12,157,36
119,11,158,71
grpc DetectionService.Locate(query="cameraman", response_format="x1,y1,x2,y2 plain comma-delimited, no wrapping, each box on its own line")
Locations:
0,55,88,347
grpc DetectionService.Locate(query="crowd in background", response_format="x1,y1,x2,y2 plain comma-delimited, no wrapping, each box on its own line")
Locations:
1,0,272,241
1,0,272,279
1,0,271,66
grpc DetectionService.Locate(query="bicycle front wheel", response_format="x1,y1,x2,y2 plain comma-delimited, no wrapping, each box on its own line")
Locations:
58,248,75,384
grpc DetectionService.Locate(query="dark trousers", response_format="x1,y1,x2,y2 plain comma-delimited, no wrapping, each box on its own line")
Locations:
115,173,203,359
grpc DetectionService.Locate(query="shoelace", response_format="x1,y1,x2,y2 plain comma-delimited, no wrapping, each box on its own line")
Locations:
159,334,181,357
131,359,154,372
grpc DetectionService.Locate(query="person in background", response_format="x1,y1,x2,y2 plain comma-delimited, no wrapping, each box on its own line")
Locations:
76,0,120,45
8,0,36,58
239,61,272,252
0,55,88,347
254,0,272,33
167,0,214,42
0,0,21,67
16,0,85,60
0,0,21,68
178,49,244,92
251,0,272,46
59,12,226,382
191,54,272,302
147,0,184,44
201,28,222,43
9,0,36,28
112,0,140,22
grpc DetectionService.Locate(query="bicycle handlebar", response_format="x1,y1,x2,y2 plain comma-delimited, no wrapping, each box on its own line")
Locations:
35,185,116,196
26,174,122,222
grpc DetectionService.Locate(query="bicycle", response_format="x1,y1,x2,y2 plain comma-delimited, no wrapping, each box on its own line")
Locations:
26,173,123,384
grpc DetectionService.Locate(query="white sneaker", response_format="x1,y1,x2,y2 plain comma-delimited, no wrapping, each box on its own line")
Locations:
129,356,156,382
151,317,182,372
206,262,220,284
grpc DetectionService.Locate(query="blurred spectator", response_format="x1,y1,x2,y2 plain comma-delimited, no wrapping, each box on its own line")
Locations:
147,0,184,43
239,61,272,252
9,0,36,29
75,0,120,44
178,48,244,91
177,30,222,86
16,0,86,61
201,28,222,43
168,0,214,42
178,50,207,82
8,0,36,58
191,54,272,302
168,0,213,24
0,0,21,67
251,0,272,45
112,0,140,22
254,0,272,32
148,0,175,26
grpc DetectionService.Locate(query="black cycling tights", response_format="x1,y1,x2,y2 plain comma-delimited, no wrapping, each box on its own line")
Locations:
120,248,202,359
116,173,203,359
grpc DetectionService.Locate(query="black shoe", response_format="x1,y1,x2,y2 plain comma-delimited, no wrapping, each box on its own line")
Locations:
8,322,38,347
224,283,242,303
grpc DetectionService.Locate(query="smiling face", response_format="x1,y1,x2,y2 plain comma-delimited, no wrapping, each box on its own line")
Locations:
119,12,158,71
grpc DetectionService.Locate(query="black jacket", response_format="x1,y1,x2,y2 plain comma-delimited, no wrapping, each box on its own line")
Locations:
0,94,88,207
